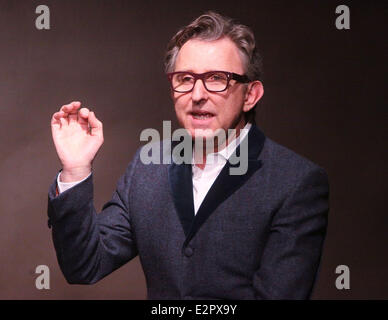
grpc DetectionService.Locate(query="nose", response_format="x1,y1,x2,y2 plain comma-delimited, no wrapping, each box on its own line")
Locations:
191,78,208,103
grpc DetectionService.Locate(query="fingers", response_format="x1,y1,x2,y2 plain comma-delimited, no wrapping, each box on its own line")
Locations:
78,107,90,127
52,101,82,127
52,110,65,122
51,101,103,137
60,101,81,124
78,107,90,119
60,101,81,113
51,110,67,128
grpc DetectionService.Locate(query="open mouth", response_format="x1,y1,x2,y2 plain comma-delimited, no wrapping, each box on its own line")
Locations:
190,111,215,120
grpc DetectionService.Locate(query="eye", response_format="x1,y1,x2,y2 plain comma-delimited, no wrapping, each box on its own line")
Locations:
179,74,194,83
207,73,227,82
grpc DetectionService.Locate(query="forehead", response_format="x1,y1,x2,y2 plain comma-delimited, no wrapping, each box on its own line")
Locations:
174,37,245,74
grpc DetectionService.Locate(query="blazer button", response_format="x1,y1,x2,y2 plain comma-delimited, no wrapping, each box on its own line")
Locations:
184,246,194,257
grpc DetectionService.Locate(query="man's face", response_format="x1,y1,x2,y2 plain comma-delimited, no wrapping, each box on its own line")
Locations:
171,37,250,139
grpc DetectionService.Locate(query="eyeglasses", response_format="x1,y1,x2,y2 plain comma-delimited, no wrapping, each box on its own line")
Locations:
167,71,250,93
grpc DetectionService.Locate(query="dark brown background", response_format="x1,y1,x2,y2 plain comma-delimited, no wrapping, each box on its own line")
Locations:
0,0,386,299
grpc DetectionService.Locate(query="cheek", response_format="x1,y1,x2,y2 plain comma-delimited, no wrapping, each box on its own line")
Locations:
174,103,186,117
217,99,243,124
173,95,188,111
173,100,189,126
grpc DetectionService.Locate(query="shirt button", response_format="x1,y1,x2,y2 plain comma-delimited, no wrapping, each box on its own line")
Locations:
183,246,194,257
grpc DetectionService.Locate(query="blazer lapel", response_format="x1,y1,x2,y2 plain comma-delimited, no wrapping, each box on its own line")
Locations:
167,124,266,244
168,156,195,238
184,124,266,246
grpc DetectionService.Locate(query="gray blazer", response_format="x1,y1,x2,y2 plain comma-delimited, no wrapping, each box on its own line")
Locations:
47,124,329,299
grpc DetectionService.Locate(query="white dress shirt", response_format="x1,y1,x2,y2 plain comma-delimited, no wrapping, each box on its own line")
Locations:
57,123,252,215
191,122,251,214
57,171,91,193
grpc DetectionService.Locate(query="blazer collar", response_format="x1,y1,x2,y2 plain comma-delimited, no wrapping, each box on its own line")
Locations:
168,124,266,244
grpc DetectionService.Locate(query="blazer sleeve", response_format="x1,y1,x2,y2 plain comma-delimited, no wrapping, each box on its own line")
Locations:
47,149,141,284
252,166,329,299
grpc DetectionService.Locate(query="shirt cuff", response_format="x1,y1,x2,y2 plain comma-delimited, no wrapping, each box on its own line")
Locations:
57,171,92,194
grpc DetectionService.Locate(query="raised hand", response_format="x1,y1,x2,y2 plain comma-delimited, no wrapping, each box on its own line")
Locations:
51,101,104,182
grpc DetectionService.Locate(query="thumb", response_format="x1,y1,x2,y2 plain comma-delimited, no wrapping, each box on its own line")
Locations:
88,111,103,136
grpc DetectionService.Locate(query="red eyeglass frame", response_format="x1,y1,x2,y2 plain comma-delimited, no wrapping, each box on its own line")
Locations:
166,71,250,93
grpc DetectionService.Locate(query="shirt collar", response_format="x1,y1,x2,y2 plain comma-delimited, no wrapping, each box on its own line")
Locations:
216,122,251,161
192,122,252,169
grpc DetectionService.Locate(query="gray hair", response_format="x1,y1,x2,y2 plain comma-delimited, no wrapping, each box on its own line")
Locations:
164,11,263,123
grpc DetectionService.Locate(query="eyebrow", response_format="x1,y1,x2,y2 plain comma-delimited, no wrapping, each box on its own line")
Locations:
174,70,226,73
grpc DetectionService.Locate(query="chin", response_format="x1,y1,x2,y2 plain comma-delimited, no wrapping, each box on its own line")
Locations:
192,126,224,141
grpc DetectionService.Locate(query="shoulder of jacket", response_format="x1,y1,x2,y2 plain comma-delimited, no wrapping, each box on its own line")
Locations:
260,137,328,182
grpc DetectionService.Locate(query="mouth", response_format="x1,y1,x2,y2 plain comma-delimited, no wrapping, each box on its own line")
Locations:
190,111,215,120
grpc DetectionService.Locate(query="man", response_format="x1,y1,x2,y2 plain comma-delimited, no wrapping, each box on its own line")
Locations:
48,11,329,299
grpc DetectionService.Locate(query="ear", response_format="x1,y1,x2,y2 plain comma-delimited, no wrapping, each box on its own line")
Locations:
243,81,264,113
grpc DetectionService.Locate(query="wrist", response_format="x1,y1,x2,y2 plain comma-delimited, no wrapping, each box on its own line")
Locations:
60,165,92,182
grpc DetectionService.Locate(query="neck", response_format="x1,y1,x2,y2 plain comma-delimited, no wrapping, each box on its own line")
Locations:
193,119,249,169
